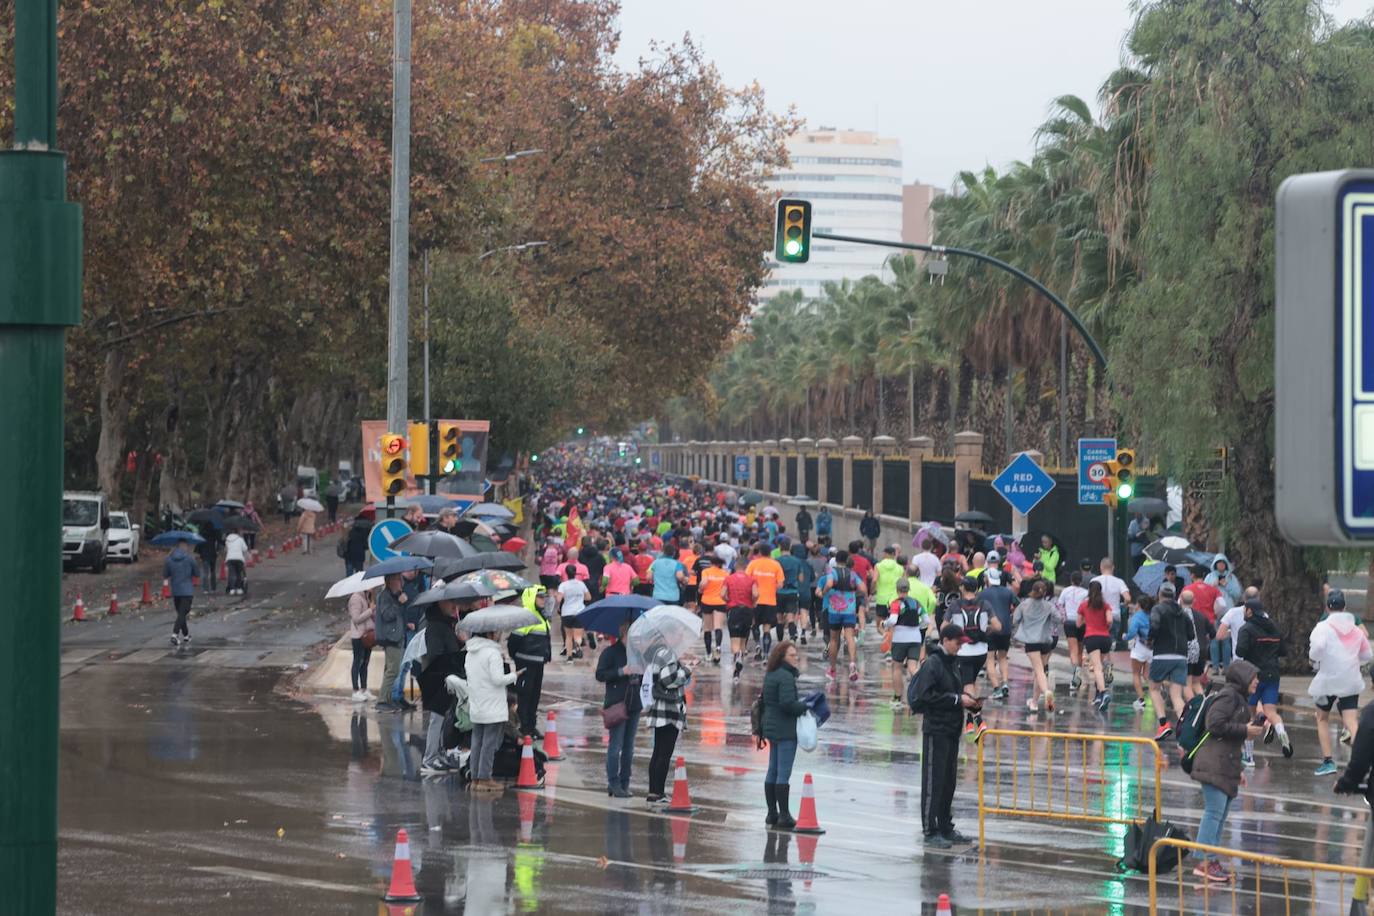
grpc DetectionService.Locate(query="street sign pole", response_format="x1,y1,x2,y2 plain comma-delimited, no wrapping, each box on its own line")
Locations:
385,0,412,433
2,1,83,910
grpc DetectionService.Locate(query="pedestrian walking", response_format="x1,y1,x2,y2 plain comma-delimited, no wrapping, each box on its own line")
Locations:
419,598,464,775
195,524,220,593
346,587,375,702
795,505,813,544
279,481,296,523
1235,598,1293,760
224,530,248,596
910,623,980,848
164,537,198,646
762,641,807,829
645,649,692,805
343,508,372,576
1188,659,1264,883
815,506,832,544
1012,579,1061,712
296,507,317,555
466,629,522,792
860,510,880,555
1147,583,1191,740
375,574,408,712
509,586,552,737
324,481,341,524
596,622,642,798
1310,589,1371,775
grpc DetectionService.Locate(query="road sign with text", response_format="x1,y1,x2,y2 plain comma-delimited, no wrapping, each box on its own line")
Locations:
1078,438,1117,505
994,452,1056,515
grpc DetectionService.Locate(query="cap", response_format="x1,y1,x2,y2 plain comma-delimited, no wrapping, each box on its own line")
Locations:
896,578,910,592
985,568,1002,586
1328,588,1347,610
1244,598,1265,613
987,550,1001,564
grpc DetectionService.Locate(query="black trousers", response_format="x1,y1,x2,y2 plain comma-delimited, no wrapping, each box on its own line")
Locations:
649,724,680,796
172,596,192,636
921,730,959,837
515,662,545,735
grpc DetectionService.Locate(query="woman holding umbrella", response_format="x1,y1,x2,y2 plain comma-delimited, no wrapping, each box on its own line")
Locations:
296,504,318,555
596,621,642,798
644,647,692,806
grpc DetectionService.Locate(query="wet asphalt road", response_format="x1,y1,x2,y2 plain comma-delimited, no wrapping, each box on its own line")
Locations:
56,547,1374,914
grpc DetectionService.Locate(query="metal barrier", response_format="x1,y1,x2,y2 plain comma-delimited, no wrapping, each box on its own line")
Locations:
1148,837,1374,914
976,728,1165,848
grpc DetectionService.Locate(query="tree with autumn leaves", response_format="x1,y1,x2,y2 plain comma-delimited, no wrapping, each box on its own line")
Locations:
0,0,792,516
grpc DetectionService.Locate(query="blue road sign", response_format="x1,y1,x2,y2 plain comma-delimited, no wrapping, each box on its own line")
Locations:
1078,437,1117,505
1342,184,1374,538
368,518,413,562
734,455,751,481
994,452,1056,515
651,451,661,468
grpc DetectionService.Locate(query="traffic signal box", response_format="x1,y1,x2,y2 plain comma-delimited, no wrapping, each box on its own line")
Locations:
380,433,408,496
775,199,812,263
1103,448,1136,508
407,421,431,478
437,422,461,474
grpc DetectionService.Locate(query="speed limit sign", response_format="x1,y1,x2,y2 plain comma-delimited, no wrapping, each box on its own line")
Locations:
1087,462,1109,484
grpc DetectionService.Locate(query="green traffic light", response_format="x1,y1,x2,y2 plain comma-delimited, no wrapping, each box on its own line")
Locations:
1117,481,1134,499
443,458,460,474
784,239,801,256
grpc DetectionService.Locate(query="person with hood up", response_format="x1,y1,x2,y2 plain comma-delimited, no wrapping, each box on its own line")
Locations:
1236,598,1293,761
1036,534,1060,585
1187,658,1264,883
343,507,373,576
164,536,199,646
465,628,522,792
859,510,881,554
815,506,833,542
418,598,465,775
1206,554,1243,608
1309,589,1372,776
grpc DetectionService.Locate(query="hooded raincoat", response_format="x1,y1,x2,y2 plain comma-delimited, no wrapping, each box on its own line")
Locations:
1309,610,1373,699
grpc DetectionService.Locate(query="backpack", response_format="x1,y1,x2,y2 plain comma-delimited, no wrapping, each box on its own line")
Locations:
1177,691,1217,773
906,668,926,713
750,692,767,749
826,568,855,615
1118,816,1190,873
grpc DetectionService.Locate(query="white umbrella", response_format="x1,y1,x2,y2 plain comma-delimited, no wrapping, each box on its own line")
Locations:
325,571,384,599
456,603,540,635
626,605,702,668
297,497,325,513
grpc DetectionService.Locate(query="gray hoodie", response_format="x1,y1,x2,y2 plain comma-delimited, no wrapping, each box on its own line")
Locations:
1013,597,1061,645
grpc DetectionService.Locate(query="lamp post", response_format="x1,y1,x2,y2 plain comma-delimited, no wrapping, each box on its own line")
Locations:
385,0,413,433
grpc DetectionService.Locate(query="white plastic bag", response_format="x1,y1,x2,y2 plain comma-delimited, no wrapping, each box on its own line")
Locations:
796,711,818,752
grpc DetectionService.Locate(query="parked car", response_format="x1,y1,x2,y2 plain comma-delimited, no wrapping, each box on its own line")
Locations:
107,510,141,563
62,491,110,572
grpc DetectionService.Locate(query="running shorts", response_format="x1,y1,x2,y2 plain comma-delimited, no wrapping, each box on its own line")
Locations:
1249,679,1280,707
680,585,698,605
754,604,778,628
700,603,725,618
987,633,1011,652
1083,635,1113,655
1023,642,1054,656
1129,643,1153,664
1062,622,1083,641
1186,661,1205,678
726,607,754,638
827,610,857,629
1149,658,1187,686
1317,694,1359,712
957,654,985,687
890,641,923,664
778,593,800,616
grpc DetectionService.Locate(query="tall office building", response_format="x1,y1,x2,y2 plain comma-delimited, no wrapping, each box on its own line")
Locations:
760,129,904,302
902,181,943,248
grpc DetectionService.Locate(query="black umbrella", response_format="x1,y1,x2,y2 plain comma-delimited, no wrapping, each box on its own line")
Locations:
214,499,246,510
390,530,478,559
954,510,994,526
431,552,526,579
223,515,260,532
187,508,224,529
1127,497,1169,518
1143,536,1196,564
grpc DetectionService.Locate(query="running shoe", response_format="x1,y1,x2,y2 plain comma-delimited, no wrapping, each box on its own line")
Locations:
1070,670,1082,691
1095,691,1110,712
1314,760,1338,776
799,634,808,646
1241,752,1256,768
1341,728,1354,746
923,833,953,849
1027,697,1039,713
762,633,772,655
734,661,744,681
1104,666,1114,686
1154,722,1174,742
964,721,977,741
712,649,721,666
849,664,859,683
169,634,181,646
754,646,764,662
1133,698,1147,711
586,633,597,650
1262,722,1276,744
973,722,989,743
1280,731,1294,758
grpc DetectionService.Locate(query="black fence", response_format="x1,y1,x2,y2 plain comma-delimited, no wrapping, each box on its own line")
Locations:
922,461,955,524
785,457,798,495
755,456,764,488
769,456,780,492
851,459,873,510
883,459,908,517
804,458,819,498
968,478,1015,536
826,458,844,504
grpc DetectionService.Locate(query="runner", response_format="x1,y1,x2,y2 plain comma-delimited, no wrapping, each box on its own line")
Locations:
1308,589,1371,776
697,553,728,663
1091,557,1131,686
1125,595,1153,711
778,539,810,645
947,576,998,740
1078,580,1116,712
678,540,700,610
1236,598,1293,760
979,568,1016,701
818,550,866,683
648,544,686,606
745,542,786,658
1058,570,1089,691
1182,591,1216,701
556,566,592,660
724,561,759,682
1012,578,1060,713
886,579,930,708
1147,583,1191,740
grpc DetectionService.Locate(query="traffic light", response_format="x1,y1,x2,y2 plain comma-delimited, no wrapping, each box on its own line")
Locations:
576,427,585,436
775,198,812,263
437,421,461,474
1103,448,1136,508
407,421,431,477
380,433,408,496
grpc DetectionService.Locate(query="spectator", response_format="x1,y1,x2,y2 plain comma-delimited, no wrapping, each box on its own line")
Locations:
1188,659,1264,883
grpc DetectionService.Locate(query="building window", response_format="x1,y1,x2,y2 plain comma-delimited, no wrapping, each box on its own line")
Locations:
773,191,903,202
791,156,902,168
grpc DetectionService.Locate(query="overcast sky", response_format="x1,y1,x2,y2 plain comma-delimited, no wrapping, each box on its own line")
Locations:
613,0,1372,189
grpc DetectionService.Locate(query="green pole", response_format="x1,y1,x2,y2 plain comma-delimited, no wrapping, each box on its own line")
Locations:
1,1,82,912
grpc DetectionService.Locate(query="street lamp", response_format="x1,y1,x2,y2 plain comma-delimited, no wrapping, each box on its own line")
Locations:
478,241,549,261
478,148,544,164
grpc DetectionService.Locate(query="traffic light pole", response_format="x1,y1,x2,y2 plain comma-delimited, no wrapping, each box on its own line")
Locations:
811,231,1107,369
1,1,83,911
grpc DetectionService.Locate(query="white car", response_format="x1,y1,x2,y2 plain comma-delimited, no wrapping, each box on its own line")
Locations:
107,511,141,563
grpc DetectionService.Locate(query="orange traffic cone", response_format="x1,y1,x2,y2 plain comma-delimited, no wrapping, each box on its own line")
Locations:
792,773,826,834
246,550,255,569
542,711,564,761
71,594,86,622
140,580,152,606
935,893,953,915
267,545,275,559
514,736,540,790
794,832,819,890
670,816,690,864
381,828,422,903
517,788,537,844
161,578,171,599
107,590,119,616
665,757,694,814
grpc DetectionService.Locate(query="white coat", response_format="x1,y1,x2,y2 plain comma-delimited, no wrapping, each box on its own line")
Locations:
464,636,518,725
1308,611,1373,700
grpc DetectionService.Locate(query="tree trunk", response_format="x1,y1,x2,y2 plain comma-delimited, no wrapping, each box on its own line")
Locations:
1067,343,1089,443
95,350,130,499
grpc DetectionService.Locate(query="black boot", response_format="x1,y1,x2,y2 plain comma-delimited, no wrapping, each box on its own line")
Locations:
775,784,796,830
764,783,778,826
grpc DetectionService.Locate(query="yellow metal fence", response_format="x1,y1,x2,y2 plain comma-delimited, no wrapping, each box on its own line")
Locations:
976,728,1166,848
1148,837,1374,914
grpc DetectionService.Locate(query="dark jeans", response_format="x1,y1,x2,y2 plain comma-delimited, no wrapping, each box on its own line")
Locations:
326,497,339,523
921,730,959,837
350,638,371,691
649,724,680,796
606,712,640,791
198,554,217,591
226,560,245,593
516,663,545,735
766,738,798,784
172,596,192,636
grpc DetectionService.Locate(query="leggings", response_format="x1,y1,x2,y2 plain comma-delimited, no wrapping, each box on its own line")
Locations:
649,724,680,796
172,596,192,637
350,638,371,691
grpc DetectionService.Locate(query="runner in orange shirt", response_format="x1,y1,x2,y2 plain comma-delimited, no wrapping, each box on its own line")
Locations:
746,542,785,661
678,541,700,611
697,554,729,664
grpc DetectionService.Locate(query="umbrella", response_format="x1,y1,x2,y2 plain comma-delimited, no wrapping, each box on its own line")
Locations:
223,515,260,532
626,605,702,668
391,530,478,559
150,530,205,547
578,594,659,635
454,519,500,541
1128,497,1169,518
739,491,764,507
469,533,502,554
761,505,779,517
431,553,526,579
500,536,528,555
487,522,519,539
451,569,533,596
362,555,434,579
953,510,994,526
326,571,384,599
913,522,952,549
412,579,497,606
1143,536,1195,564
787,497,819,507
187,508,224,529
296,497,325,513
408,494,460,514
456,603,540,635
214,499,246,510
468,503,516,520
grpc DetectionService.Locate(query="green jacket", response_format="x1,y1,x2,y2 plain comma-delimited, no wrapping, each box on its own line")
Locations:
1037,545,1061,582
762,663,808,742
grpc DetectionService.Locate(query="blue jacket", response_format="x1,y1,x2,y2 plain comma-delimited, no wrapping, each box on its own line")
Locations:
1126,609,1151,644
815,510,833,536
163,549,198,598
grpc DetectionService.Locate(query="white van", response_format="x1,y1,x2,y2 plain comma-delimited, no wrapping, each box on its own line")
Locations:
296,465,319,500
62,491,110,572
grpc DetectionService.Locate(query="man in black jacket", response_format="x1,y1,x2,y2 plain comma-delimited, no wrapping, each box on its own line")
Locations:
1146,584,1192,741
911,623,980,849
1236,598,1293,758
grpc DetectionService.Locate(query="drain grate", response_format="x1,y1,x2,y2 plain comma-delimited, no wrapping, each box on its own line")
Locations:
731,866,826,880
